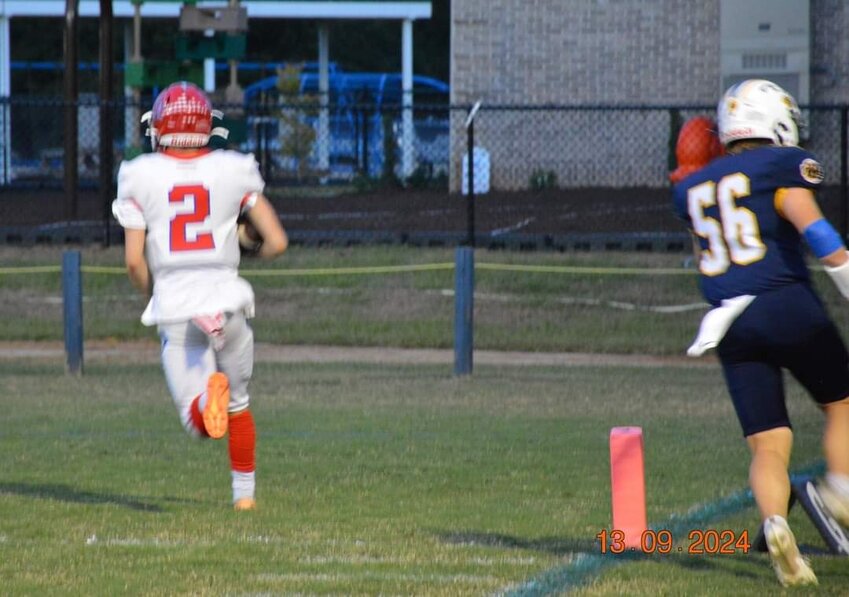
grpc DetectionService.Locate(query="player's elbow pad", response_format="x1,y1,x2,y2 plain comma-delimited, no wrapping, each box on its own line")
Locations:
826,253,849,300
803,219,844,259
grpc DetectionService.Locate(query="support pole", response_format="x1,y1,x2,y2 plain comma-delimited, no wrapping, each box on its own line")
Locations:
63,0,80,221
226,0,242,105
841,107,848,241
203,29,215,92
99,0,114,246
464,101,481,247
63,251,84,375
317,24,330,182
126,7,142,152
400,18,414,179
0,15,11,185
454,246,474,376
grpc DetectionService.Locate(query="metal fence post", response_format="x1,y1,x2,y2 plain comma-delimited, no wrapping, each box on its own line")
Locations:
454,245,474,375
62,250,84,375
362,106,370,177
464,101,481,247
841,106,848,241
63,0,80,222
99,0,113,247
455,101,482,376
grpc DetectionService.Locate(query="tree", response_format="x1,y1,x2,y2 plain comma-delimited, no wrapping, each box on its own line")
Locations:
276,64,317,181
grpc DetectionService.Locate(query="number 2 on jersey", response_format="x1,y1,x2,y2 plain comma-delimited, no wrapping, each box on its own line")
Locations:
169,184,215,252
687,173,766,276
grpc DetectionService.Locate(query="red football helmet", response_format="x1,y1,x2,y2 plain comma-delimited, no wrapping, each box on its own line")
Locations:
143,82,222,150
669,116,725,184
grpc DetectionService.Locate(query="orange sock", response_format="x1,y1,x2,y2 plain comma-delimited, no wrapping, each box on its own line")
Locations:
228,409,256,473
189,396,210,438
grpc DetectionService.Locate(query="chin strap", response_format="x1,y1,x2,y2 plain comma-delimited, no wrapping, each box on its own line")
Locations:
210,127,230,140
140,110,229,149
210,110,230,140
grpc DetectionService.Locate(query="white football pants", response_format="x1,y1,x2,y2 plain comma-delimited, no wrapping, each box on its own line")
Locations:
158,312,254,436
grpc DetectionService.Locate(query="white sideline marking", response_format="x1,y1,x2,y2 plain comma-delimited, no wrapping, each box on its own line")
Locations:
82,534,331,548
491,218,536,237
83,535,208,547
254,571,502,586
440,288,708,313
300,554,537,566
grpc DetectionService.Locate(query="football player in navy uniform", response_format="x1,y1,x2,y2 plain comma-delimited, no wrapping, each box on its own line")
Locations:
672,79,849,587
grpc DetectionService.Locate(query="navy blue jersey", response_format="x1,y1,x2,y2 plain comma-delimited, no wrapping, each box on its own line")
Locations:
672,145,824,306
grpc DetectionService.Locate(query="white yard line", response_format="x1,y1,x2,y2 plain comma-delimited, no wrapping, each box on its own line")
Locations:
253,571,503,586
299,554,537,566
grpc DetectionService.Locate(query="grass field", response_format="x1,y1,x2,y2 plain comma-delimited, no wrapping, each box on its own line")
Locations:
0,244,701,353
2,244,849,594
2,357,848,595
4,243,849,356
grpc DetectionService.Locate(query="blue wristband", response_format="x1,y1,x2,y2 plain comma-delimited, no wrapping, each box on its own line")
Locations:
803,219,844,258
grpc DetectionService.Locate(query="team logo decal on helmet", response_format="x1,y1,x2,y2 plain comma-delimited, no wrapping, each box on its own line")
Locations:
141,81,229,150
717,79,803,148
800,158,824,185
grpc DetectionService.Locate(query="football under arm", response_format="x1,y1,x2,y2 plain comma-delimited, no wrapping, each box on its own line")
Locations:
245,194,288,259
123,227,152,297
780,187,849,297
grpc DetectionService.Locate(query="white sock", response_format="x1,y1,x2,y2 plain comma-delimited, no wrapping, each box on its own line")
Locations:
232,470,255,502
826,472,849,499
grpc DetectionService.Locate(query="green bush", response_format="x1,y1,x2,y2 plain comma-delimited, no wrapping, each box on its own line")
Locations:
529,168,558,190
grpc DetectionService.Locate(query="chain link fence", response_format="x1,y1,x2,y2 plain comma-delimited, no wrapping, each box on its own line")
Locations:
1,96,847,249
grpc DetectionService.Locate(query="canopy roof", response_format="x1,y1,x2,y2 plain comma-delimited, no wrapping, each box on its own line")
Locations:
0,1,432,19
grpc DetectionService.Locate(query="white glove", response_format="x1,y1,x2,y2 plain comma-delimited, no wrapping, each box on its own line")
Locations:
825,252,849,300
687,295,755,357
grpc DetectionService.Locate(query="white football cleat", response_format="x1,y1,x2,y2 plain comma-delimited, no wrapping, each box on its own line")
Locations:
818,480,849,528
763,516,817,587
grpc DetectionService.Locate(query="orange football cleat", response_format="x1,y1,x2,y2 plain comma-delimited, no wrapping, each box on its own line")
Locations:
233,497,256,511
203,372,230,439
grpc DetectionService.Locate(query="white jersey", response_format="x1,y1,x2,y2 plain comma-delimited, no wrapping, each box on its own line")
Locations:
112,149,264,326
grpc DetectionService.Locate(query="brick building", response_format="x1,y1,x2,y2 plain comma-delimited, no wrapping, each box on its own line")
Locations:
448,0,849,190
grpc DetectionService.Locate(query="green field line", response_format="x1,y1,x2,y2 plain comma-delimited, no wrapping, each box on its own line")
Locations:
504,460,826,596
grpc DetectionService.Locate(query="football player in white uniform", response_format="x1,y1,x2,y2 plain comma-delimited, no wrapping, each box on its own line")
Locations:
112,82,288,511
